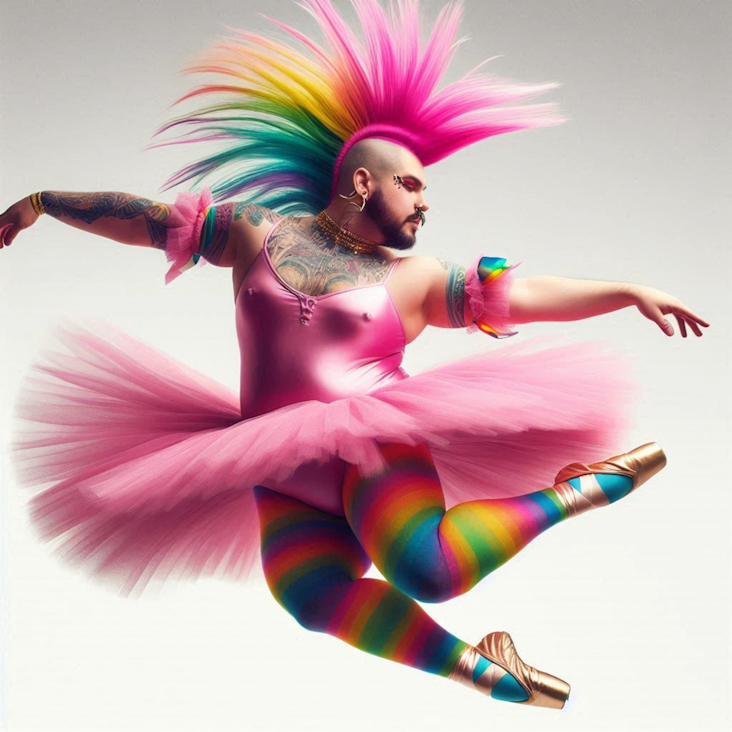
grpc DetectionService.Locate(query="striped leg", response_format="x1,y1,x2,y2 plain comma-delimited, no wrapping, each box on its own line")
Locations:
253,485,530,702
342,442,634,602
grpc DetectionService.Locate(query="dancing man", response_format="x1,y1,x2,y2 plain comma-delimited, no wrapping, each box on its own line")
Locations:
1,0,708,709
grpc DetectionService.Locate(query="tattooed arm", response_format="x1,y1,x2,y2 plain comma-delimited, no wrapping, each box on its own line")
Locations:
0,192,283,268
37,190,251,267
36,191,190,248
0,191,179,250
0,189,222,260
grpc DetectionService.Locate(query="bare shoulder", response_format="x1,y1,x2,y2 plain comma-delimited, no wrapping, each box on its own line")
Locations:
385,255,465,343
389,254,460,293
387,254,446,311
392,253,461,271
389,253,443,274
389,254,473,331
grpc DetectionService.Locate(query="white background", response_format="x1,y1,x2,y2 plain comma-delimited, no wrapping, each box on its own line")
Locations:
1,1,730,730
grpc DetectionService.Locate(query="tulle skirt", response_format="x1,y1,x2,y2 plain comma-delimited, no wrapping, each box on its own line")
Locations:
10,322,638,595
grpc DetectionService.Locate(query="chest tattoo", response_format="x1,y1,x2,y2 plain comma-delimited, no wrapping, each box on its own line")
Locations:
267,218,395,296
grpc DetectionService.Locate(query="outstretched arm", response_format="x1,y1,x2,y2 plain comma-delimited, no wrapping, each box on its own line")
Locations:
508,276,635,324
509,275,709,337
423,256,709,338
0,191,237,267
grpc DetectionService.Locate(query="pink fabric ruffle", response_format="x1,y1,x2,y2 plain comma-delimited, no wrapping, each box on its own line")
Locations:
164,186,214,284
10,322,639,595
465,254,520,336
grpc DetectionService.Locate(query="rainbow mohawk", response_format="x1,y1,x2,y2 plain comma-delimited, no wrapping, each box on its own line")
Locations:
151,0,564,214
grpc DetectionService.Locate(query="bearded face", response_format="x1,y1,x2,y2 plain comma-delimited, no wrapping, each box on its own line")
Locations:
363,188,418,251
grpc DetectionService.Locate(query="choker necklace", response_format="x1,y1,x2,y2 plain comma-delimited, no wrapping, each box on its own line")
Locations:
314,210,380,255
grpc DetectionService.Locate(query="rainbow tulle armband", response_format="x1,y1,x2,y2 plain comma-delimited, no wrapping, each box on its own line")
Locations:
164,187,213,284
465,255,520,338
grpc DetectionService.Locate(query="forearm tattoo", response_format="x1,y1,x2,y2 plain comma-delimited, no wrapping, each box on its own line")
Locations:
40,191,172,248
437,258,467,328
233,202,283,227
199,203,234,265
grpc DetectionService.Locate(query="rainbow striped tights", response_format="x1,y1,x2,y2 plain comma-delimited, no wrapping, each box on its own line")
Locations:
254,442,633,702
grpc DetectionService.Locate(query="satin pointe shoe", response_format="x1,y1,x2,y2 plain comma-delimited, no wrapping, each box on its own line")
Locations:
449,631,571,709
552,442,667,517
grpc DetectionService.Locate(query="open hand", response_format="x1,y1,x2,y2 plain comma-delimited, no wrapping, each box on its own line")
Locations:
0,196,41,248
631,284,709,337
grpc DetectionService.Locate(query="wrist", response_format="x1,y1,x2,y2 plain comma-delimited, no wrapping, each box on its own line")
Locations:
621,282,642,307
29,191,45,216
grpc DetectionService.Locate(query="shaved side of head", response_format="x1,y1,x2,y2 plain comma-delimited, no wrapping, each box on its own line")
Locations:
334,138,415,196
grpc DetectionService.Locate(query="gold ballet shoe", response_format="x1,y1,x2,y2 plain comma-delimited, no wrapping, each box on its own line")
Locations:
552,442,667,518
449,631,571,709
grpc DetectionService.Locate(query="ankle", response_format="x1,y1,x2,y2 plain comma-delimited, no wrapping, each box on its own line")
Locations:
449,643,529,703
552,472,634,518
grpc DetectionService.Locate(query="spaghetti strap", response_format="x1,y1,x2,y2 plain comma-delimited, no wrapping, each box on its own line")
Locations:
263,217,286,249
384,257,402,283
234,218,287,302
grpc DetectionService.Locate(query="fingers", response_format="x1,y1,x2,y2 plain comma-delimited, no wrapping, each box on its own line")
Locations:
0,224,11,248
674,313,687,338
687,318,703,337
658,315,674,336
676,305,709,329
669,305,709,337
682,315,703,337
1,224,20,248
661,309,707,338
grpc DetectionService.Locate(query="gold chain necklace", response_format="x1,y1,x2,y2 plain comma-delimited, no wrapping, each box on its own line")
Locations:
314,210,379,255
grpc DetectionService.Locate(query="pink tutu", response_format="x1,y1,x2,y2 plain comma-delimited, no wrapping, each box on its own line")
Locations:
11,322,638,595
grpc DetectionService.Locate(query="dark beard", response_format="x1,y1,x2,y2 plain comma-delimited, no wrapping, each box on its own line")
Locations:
363,189,417,251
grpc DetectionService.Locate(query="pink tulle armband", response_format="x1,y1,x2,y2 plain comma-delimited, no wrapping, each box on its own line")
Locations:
164,186,214,285
465,255,520,338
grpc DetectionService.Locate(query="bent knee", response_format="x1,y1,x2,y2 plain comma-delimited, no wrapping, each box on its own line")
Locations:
383,533,457,603
286,601,332,633
269,586,341,633
392,562,456,603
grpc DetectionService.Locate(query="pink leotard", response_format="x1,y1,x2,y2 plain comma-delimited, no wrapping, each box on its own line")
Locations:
236,220,408,418
234,219,408,513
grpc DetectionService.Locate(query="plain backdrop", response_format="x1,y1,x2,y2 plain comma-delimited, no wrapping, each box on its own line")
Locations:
1,1,730,731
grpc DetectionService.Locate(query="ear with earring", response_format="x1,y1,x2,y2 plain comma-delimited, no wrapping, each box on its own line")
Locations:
338,189,367,212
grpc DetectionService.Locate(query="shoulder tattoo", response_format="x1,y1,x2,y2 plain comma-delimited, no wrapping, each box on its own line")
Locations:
233,202,283,227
